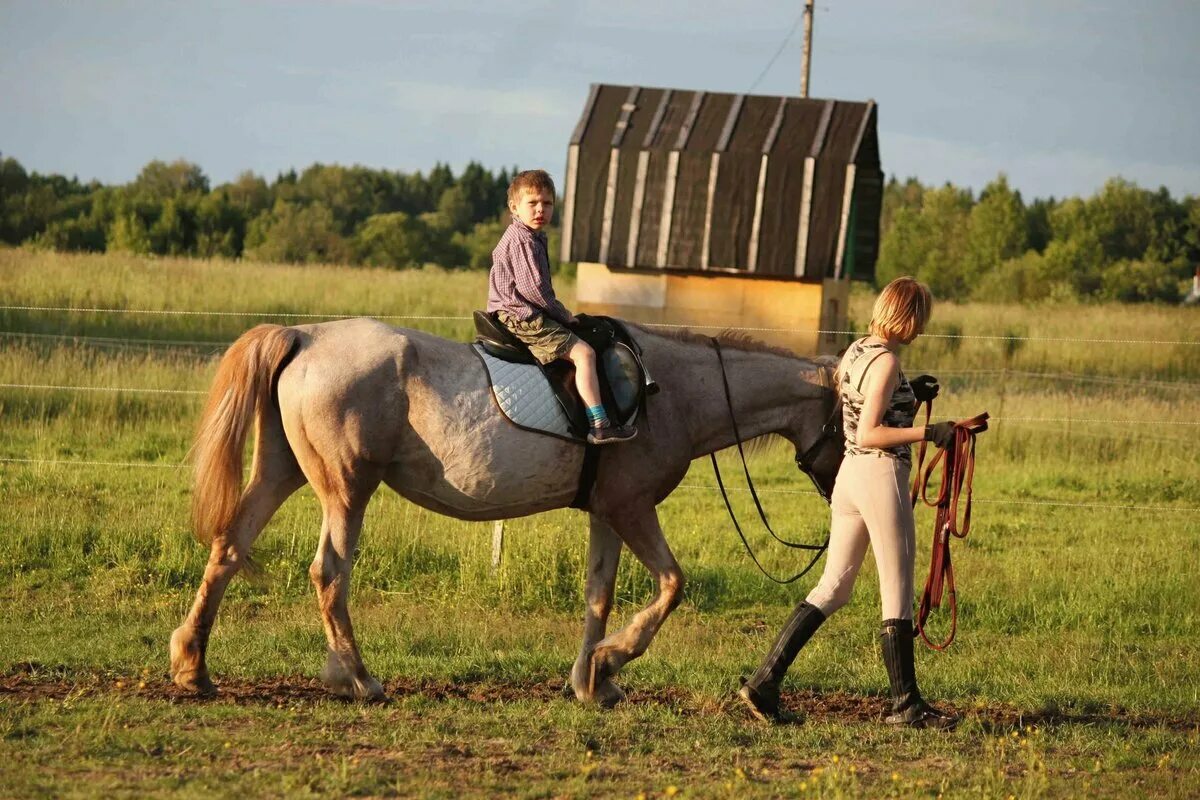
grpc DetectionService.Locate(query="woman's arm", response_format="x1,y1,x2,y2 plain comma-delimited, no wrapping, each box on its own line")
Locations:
855,351,927,449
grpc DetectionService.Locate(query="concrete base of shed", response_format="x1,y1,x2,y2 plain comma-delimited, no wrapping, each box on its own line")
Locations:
574,262,850,355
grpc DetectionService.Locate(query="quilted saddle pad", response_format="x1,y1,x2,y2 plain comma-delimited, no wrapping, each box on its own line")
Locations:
472,344,576,441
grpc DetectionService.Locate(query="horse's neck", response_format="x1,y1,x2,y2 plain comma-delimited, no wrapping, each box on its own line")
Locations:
654,337,811,458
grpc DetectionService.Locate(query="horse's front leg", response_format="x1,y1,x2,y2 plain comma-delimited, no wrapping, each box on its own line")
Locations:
587,504,684,694
569,514,624,706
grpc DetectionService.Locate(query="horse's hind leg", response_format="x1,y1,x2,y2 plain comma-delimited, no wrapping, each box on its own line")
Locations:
309,470,385,701
587,505,684,694
569,514,625,706
170,438,304,695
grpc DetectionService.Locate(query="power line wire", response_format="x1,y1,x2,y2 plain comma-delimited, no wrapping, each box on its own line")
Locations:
747,9,806,94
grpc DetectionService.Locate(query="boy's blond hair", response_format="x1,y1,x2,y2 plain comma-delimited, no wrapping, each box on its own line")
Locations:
869,277,933,341
507,170,556,207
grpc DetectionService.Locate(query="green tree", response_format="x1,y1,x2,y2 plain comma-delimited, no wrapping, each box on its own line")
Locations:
1085,178,1156,262
244,200,350,264
879,176,925,241
33,216,105,252
1025,197,1055,253
353,212,432,268
149,196,196,255
453,218,507,269
876,183,972,299
435,185,474,234
194,191,245,258
222,171,272,218
426,163,454,207
132,159,209,200
107,211,153,254
965,175,1027,292
973,250,1051,303
1100,259,1182,303
293,164,383,234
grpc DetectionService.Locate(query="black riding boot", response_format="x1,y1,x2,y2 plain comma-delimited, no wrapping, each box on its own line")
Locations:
880,618,958,729
737,601,826,722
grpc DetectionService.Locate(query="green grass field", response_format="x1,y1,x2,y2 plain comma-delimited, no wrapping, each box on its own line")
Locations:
1,249,1197,798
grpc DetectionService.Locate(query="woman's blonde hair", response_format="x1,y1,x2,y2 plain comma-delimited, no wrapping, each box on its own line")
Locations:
869,277,933,341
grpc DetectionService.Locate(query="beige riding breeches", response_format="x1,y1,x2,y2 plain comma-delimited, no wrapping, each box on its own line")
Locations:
805,453,916,620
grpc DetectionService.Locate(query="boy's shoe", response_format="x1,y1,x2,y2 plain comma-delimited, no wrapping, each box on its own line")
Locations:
587,422,637,445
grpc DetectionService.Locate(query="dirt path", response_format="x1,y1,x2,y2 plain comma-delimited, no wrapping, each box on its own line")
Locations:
3,663,1197,733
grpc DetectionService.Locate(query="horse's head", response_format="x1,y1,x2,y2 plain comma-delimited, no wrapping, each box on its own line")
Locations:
788,356,844,503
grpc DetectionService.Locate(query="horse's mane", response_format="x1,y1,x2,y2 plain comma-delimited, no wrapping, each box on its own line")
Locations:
630,323,838,457
631,324,803,361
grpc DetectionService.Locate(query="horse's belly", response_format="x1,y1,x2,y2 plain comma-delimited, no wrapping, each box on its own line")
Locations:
388,394,583,518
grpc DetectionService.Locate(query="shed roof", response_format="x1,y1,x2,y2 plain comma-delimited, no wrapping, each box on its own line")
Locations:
561,83,881,282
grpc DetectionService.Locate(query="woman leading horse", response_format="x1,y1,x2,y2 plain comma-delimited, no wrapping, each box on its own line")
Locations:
738,276,961,729
170,318,842,705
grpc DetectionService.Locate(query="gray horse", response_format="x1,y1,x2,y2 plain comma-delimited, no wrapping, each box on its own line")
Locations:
170,317,840,705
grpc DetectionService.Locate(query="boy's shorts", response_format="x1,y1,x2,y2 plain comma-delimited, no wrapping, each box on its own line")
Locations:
497,310,580,365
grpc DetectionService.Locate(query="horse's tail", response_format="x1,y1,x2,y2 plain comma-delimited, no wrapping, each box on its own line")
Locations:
191,324,300,546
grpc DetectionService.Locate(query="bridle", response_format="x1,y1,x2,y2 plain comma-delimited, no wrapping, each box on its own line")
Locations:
910,398,989,650
709,338,843,584
793,372,843,504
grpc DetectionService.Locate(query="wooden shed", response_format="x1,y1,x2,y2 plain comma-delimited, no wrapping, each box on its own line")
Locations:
561,83,881,353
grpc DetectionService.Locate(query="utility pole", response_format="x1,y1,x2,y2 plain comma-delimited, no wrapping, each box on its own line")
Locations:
801,1,815,98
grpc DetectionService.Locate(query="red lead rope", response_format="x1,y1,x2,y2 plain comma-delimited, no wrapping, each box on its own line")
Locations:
910,401,990,651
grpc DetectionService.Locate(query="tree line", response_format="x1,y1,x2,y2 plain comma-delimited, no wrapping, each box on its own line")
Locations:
0,156,520,271
1,154,1197,302
877,174,1199,303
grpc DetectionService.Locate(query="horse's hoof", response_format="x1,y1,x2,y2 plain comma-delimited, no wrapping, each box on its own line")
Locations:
322,659,386,702
325,678,386,702
587,646,620,696
172,670,217,697
593,679,626,708
566,674,625,707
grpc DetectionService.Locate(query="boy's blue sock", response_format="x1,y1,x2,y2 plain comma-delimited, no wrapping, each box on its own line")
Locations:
586,404,610,428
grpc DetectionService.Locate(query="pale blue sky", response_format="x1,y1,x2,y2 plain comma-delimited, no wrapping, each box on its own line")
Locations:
2,1,1198,200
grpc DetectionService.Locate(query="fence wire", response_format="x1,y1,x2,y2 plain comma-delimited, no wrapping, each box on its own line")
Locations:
2,456,1195,515
2,304,1196,346
2,381,1195,433
2,303,1198,521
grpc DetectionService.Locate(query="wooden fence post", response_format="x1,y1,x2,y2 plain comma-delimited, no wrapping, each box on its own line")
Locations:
491,520,505,570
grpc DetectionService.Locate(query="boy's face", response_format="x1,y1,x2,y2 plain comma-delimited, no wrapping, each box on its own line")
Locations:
510,188,554,230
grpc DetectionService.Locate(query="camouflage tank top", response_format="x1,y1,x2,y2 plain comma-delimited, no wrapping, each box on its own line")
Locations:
839,337,917,463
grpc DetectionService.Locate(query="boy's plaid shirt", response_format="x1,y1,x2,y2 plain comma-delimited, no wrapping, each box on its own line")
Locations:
486,220,574,324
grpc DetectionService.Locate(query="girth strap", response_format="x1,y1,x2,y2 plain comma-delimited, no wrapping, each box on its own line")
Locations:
911,401,989,651
570,444,601,509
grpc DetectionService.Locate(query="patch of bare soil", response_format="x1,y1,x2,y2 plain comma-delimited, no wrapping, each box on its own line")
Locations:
2,662,1197,733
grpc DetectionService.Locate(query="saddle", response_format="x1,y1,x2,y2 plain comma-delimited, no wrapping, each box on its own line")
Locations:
472,311,656,442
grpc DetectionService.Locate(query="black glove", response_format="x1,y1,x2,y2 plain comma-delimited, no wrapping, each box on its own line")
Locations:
910,374,940,403
924,421,956,449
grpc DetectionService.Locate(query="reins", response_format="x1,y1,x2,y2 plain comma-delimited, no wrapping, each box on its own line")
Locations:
709,338,831,585
910,399,990,650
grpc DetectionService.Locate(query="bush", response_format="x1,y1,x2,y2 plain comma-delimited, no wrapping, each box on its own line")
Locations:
33,217,106,253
